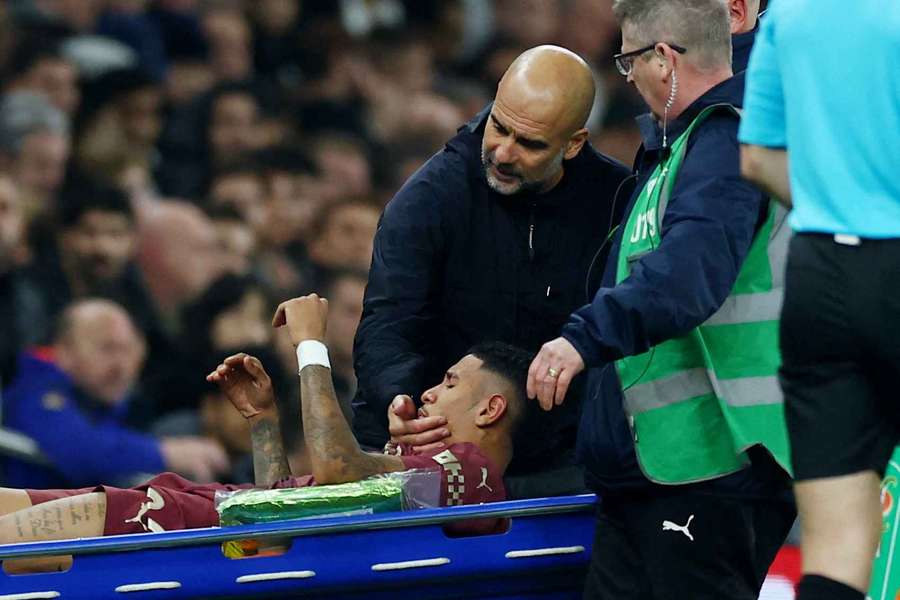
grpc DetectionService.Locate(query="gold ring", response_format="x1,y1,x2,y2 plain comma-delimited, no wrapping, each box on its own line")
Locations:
547,367,560,378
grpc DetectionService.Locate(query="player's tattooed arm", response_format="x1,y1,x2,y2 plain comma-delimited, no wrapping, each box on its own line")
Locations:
300,366,404,484
249,413,292,486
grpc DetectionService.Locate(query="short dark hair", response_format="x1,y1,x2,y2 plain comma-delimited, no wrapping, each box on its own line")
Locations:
7,37,67,80
59,183,134,228
466,342,544,450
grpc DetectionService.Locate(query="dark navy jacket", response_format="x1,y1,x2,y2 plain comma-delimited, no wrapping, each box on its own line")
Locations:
561,75,787,497
352,106,630,472
2,351,165,489
732,23,759,74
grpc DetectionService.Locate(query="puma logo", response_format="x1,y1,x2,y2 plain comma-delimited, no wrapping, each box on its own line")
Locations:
124,487,166,533
476,467,493,492
662,514,694,541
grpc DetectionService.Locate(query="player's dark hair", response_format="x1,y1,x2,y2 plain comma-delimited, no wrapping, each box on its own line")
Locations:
467,342,543,455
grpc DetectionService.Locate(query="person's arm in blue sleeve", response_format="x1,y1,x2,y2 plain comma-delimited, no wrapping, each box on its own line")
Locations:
739,12,791,203
19,391,165,483
562,120,765,366
353,167,448,420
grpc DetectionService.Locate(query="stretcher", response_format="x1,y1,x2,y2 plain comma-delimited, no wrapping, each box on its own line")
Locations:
0,494,597,599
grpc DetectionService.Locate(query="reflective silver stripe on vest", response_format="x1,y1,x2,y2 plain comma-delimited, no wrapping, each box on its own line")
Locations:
624,368,782,415
767,205,791,288
704,289,784,326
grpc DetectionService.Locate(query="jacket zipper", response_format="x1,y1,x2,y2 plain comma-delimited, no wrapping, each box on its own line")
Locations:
528,202,536,261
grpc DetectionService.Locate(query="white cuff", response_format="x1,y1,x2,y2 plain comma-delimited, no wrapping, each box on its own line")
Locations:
296,340,330,373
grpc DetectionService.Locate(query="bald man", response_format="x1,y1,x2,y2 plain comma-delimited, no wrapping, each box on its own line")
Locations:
1,300,229,489
138,201,224,328
352,45,630,497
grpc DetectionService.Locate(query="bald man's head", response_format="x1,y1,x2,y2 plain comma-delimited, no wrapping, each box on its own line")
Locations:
482,45,595,195
56,299,146,406
138,202,224,309
499,45,596,132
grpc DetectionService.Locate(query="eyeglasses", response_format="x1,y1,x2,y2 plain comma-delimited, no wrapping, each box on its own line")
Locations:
614,43,687,76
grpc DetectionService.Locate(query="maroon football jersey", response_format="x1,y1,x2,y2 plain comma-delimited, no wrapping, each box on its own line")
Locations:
27,443,505,536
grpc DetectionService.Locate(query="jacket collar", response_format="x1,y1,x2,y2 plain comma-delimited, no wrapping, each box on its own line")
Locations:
732,23,759,74
635,74,745,152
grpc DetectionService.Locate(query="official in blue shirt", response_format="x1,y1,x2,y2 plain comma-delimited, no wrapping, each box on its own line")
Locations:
740,3,900,600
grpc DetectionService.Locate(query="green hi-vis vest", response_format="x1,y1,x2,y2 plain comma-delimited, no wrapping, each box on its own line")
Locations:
615,103,792,485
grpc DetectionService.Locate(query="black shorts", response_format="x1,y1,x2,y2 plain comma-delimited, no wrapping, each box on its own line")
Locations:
583,490,795,600
780,233,900,481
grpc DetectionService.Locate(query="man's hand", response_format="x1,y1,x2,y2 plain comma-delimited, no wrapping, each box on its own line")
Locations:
387,395,449,454
272,294,329,345
207,353,275,419
527,337,585,411
160,437,230,483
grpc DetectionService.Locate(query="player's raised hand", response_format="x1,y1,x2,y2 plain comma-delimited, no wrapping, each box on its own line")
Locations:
272,294,329,345
387,395,449,454
207,353,276,419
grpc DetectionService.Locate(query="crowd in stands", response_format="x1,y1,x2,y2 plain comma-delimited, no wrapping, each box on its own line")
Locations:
0,0,646,490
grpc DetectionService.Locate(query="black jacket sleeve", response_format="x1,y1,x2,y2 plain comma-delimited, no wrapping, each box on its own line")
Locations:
352,156,456,423
562,117,767,366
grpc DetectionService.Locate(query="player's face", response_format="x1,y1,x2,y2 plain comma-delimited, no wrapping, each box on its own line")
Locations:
419,355,486,433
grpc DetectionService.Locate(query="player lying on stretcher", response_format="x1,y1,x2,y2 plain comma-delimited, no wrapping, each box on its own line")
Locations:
0,294,537,571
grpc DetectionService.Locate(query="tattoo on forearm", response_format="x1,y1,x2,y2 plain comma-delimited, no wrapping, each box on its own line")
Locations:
250,416,292,486
300,366,398,482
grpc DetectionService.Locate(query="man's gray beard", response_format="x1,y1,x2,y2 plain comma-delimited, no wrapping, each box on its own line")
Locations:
483,162,544,196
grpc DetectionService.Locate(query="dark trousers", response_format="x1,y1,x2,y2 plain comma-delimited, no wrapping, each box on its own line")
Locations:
583,490,796,600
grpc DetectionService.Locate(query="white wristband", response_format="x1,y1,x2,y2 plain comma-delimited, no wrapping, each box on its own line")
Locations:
296,340,330,373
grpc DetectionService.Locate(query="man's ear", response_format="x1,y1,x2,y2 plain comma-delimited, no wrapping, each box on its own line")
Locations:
564,128,589,160
728,0,747,34
474,393,508,427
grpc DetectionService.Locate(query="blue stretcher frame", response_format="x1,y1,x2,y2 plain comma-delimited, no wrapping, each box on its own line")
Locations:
0,494,598,599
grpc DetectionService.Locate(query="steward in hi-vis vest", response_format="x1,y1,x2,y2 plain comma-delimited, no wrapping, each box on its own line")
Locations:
615,103,792,484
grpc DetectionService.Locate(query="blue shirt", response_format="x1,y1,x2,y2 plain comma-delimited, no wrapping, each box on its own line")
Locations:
2,351,165,489
739,1,900,238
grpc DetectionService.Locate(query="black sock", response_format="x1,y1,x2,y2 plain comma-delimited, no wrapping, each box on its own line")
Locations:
796,574,864,600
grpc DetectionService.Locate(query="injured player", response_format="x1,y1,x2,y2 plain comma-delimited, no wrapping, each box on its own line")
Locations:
0,294,535,571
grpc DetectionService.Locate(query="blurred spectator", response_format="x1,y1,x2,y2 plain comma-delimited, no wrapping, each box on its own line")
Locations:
207,160,267,234
306,199,380,277
76,68,164,192
248,0,303,81
1,298,229,488
202,6,254,83
152,379,254,483
207,204,257,276
180,274,272,363
3,36,80,116
493,0,559,48
0,92,71,217
23,181,162,347
310,131,373,201
323,269,367,420
0,174,42,384
153,275,280,482
158,82,266,198
137,200,222,329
